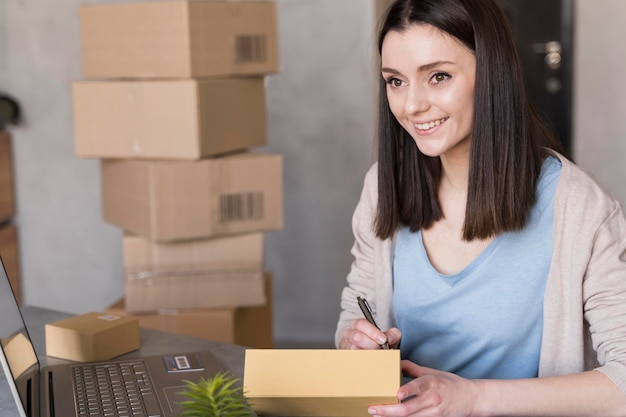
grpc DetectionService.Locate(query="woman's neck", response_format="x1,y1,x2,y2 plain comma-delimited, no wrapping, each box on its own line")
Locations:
440,149,470,194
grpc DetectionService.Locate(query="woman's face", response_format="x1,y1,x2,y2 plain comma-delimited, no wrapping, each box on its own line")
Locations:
381,24,476,160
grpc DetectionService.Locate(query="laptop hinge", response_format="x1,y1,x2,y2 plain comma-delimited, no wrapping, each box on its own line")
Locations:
26,377,32,417
47,371,55,417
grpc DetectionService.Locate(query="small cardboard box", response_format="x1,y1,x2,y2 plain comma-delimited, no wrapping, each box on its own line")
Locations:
106,272,273,348
0,130,15,222
244,349,400,417
124,268,266,313
73,77,267,160
0,222,21,305
79,0,279,79
123,232,264,275
102,152,283,241
45,312,141,362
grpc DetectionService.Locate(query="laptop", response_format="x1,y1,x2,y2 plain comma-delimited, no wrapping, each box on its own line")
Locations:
0,256,225,417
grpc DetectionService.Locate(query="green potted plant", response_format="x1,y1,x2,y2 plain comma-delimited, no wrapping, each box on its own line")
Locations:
178,371,255,417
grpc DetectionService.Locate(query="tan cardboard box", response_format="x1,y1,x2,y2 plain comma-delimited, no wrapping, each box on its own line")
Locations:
0,130,15,222
79,0,279,79
244,349,400,417
0,222,21,305
45,312,141,362
106,272,273,348
73,77,267,160
125,268,265,313
102,152,283,241
123,232,264,275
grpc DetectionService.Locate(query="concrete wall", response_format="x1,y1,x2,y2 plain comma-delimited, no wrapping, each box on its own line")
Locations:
573,1,626,205
0,0,624,347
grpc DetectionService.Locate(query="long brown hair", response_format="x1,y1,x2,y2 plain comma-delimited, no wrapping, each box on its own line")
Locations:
374,0,565,241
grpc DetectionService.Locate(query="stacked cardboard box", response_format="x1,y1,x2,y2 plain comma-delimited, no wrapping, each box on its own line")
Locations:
0,130,21,305
72,0,282,348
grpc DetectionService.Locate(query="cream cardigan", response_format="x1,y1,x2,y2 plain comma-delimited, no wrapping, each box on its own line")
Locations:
335,153,626,395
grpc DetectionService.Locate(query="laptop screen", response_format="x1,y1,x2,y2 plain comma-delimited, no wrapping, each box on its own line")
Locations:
0,256,40,417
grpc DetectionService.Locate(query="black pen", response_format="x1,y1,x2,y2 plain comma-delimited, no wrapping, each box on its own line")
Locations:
357,296,390,350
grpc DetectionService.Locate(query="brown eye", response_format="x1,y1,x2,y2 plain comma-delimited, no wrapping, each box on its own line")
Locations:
386,77,404,88
431,72,450,84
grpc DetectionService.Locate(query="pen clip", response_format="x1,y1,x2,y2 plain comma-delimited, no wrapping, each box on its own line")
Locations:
356,296,390,350
357,296,375,324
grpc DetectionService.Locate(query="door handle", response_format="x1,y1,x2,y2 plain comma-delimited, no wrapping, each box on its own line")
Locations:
532,41,562,70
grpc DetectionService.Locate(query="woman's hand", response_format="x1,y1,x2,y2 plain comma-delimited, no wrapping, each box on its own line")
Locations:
367,360,482,417
338,318,401,350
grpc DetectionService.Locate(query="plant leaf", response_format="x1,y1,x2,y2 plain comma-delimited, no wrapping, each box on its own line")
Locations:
178,371,255,417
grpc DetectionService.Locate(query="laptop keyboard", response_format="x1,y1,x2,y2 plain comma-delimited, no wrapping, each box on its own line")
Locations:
72,361,162,417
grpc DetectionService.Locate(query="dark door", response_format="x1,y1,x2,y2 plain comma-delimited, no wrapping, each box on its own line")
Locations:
498,0,574,155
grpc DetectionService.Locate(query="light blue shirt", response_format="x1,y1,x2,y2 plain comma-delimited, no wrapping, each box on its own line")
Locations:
392,156,562,379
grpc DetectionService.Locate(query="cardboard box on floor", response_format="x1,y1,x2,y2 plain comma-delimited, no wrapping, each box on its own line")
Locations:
0,222,21,305
244,349,400,417
106,272,273,348
123,232,264,275
0,131,15,222
45,312,141,363
102,152,283,241
79,0,279,79
73,77,267,160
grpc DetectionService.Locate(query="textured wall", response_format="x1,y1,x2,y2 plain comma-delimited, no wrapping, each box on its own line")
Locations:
0,0,376,347
572,1,626,205
263,0,377,345
1,0,125,315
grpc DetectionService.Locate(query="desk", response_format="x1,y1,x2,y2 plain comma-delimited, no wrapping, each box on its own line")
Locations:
1,306,249,416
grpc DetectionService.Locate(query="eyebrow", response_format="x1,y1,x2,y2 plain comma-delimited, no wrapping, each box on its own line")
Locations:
381,61,455,74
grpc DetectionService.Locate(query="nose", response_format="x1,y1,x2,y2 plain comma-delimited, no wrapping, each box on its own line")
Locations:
404,84,429,115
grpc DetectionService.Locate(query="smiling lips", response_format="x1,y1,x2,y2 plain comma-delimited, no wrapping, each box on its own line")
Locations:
414,117,448,131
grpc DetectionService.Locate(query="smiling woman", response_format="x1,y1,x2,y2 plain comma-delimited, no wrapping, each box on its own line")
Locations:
335,0,626,416
381,25,476,161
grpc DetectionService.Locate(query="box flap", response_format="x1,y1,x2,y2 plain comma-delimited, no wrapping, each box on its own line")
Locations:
48,312,137,335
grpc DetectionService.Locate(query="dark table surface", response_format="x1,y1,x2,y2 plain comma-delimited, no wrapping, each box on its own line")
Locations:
1,306,249,416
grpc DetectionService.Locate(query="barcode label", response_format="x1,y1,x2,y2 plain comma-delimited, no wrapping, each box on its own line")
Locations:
219,192,264,223
235,35,267,63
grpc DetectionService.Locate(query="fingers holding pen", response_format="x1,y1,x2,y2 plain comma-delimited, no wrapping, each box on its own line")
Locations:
340,320,403,350
339,319,389,350
339,297,402,350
